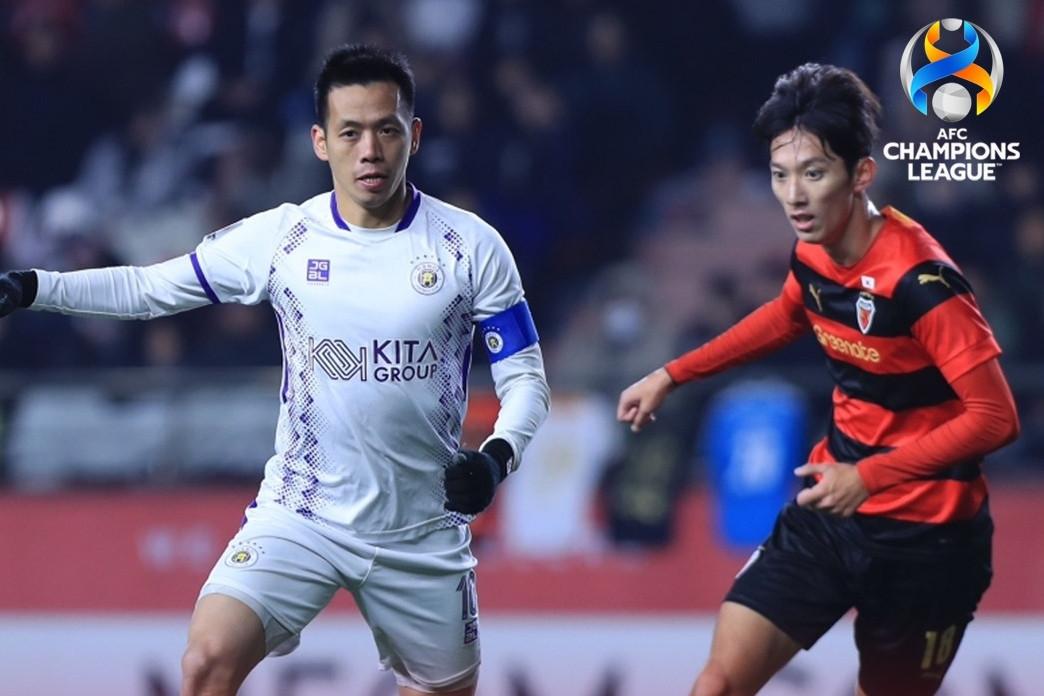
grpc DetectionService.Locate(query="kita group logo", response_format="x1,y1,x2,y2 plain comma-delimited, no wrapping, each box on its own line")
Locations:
900,18,1003,122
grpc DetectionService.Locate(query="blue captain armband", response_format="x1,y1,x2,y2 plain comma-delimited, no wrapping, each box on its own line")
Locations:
479,300,539,363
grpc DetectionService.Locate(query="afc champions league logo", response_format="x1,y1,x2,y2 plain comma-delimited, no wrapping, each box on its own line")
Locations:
900,19,1003,123
886,19,1018,181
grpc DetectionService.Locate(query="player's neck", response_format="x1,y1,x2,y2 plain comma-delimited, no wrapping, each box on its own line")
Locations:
334,183,409,229
824,197,885,268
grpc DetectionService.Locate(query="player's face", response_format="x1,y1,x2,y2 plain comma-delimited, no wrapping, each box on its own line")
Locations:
769,128,868,247
311,81,422,223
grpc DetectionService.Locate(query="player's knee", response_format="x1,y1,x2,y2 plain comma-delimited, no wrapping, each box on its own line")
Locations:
181,638,242,695
691,660,737,696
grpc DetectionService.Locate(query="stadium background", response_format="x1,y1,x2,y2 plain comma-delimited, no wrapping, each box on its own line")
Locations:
1,0,1042,694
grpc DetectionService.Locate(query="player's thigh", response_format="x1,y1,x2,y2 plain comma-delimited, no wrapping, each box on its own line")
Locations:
183,593,267,683
356,527,480,694
697,505,855,694
200,509,347,654
854,544,991,696
695,601,803,696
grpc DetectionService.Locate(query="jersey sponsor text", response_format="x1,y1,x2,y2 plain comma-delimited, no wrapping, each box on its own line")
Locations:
813,324,882,364
309,337,439,382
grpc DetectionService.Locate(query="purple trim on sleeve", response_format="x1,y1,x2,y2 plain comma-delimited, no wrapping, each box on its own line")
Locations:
239,499,258,528
396,183,421,231
189,252,221,305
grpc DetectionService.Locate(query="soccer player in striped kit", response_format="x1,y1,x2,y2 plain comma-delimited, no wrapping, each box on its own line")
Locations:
0,45,549,695
618,63,1018,696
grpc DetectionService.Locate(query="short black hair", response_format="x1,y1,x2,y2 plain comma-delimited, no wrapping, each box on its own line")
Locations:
753,63,881,172
314,44,415,127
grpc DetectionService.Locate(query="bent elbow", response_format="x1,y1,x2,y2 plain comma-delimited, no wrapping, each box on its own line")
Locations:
1004,409,1021,447
985,406,1020,451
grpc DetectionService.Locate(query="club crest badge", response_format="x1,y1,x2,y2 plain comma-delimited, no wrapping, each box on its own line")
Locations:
484,329,504,355
224,542,262,568
856,291,876,334
411,261,444,295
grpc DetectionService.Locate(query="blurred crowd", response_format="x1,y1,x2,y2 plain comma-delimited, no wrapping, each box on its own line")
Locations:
1,0,1043,506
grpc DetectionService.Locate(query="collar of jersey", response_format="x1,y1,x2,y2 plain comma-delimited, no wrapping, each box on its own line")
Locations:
329,183,421,233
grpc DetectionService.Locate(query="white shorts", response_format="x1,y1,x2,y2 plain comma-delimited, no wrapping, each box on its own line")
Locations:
199,504,480,693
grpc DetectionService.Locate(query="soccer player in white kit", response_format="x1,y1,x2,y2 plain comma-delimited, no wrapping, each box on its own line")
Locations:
0,45,550,696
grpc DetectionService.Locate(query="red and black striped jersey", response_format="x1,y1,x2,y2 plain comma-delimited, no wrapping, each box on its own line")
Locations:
783,206,1000,525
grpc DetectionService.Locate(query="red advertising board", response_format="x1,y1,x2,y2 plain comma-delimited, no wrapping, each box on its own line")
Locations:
2,486,1042,612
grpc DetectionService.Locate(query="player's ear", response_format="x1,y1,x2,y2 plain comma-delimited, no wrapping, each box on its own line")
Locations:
852,156,876,194
311,123,329,162
410,117,422,155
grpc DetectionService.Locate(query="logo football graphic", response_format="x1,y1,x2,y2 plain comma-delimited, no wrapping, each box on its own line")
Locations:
900,19,1003,122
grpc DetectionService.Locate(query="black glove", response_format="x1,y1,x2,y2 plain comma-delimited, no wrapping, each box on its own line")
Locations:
444,438,513,514
0,270,38,318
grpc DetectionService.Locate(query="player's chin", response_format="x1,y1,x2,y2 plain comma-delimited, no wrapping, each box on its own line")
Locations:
789,221,813,237
793,227,825,244
351,185,389,205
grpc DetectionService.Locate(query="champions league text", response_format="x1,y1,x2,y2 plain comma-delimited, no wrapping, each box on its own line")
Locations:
884,128,1020,181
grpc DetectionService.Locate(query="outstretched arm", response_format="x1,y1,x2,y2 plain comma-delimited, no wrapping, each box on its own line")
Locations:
26,255,215,320
618,290,808,432
1,206,294,321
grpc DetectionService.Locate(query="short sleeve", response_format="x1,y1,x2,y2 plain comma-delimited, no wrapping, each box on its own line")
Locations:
192,205,287,305
471,223,526,322
469,221,539,362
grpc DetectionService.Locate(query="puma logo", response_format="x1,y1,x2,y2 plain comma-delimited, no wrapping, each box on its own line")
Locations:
808,283,823,312
918,266,951,289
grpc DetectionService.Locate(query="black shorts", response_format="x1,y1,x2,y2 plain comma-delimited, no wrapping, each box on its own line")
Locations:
725,502,992,696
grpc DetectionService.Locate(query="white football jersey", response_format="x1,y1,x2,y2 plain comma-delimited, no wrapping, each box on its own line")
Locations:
32,186,549,541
